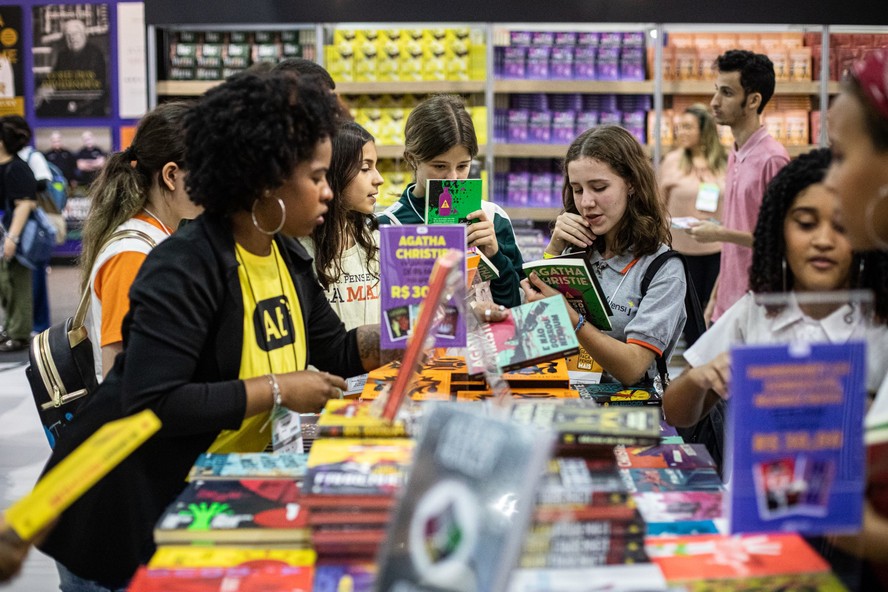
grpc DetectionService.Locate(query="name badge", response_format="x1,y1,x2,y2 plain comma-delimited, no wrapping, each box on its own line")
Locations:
695,182,720,213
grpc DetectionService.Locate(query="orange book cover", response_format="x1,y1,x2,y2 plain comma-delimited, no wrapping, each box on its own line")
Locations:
456,388,580,402
646,533,829,581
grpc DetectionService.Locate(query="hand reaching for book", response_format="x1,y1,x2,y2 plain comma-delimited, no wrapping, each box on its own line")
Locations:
279,370,348,413
470,301,509,324
520,273,579,323
545,212,597,256
465,210,499,258
687,352,731,400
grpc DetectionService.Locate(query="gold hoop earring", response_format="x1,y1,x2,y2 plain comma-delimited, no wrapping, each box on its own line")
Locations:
864,185,888,250
781,257,788,292
251,196,286,236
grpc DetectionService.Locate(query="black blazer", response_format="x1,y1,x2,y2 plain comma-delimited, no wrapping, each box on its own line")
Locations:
38,213,365,587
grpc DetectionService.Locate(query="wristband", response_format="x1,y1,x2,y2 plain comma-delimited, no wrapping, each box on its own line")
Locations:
542,251,557,259
266,373,282,408
573,314,586,333
7,235,18,245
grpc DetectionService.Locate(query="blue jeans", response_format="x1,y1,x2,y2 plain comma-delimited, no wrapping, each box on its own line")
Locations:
57,562,127,592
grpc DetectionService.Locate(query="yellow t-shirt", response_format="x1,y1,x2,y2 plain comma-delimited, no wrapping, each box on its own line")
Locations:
209,242,306,453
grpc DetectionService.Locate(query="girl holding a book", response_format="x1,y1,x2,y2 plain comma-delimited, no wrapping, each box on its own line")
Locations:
523,125,687,387
376,94,525,308
300,121,383,330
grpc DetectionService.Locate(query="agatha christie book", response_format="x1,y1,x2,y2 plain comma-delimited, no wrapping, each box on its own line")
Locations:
425,178,483,224
523,254,613,331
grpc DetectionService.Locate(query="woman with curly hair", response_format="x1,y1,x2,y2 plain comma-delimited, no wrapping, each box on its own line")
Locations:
37,71,383,591
663,148,888,471
300,121,382,330
523,125,687,387
79,101,201,380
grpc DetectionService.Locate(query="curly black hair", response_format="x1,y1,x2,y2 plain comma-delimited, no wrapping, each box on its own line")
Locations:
750,147,888,322
715,50,776,114
183,71,343,216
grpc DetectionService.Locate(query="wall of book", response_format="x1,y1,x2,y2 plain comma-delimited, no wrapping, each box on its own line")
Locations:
149,22,888,236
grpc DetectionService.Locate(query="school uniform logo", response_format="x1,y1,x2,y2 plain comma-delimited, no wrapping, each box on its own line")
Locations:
253,296,296,351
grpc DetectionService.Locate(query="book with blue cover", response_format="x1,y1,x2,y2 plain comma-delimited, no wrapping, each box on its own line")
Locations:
728,341,866,535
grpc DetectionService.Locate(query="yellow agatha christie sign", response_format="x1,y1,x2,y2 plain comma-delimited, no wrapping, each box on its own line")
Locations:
4,410,161,541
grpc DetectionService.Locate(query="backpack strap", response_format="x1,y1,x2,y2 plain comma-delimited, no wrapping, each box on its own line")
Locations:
640,249,707,385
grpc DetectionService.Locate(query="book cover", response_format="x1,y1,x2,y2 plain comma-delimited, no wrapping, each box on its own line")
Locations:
575,382,663,406
728,342,866,535
188,452,308,482
5,409,161,541
523,255,613,331
645,520,723,536
148,546,316,569
475,249,500,281
620,468,724,493
360,368,452,402
466,295,580,375
502,358,571,389
375,405,553,592
127,565,313,592
379,225,467,349
507,564,668,592
633,491,724,524
153,479,310,545
683,571,847,591
455,388,580,402
646,533,830,582
425,179,483,224
518,537,649,568
313,563,376,592
303,438,414,498
511,403,661,448
614,444,716,470
315,399,411,438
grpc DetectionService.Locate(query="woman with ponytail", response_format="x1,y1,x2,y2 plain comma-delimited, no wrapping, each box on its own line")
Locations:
80,101,201,379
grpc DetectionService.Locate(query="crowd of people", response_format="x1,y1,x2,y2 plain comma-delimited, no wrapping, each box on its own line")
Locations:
0,48,887,590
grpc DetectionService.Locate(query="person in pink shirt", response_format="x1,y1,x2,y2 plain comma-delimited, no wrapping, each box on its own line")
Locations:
686,50,789,323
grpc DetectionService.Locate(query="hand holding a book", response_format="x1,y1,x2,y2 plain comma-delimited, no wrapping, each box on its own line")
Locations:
465,210,499,258
470,300,509,324
544,212,597,256
520,272,579,322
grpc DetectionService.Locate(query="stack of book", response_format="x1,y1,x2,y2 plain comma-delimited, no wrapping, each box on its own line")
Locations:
301,437,415,559
521,457,650,569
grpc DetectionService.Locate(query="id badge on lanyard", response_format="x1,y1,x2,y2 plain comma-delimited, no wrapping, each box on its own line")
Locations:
695,182,720,213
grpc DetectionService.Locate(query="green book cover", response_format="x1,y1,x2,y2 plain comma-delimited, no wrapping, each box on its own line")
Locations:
425,178,483,224
523,255,613,331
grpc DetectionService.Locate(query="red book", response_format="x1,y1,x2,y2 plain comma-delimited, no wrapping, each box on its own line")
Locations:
127,564,313,592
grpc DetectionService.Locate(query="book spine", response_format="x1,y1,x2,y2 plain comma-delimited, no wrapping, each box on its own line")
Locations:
500,347,580,374
522,532,647,556
526,517,646,540
558,433,661,447
593,398,663,407
315,424,409,438
536,489,631,507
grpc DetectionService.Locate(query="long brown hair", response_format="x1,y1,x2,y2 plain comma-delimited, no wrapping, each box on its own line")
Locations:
561,125,670,257
79,102,190,291
310,121,379,290
678,103,727,176
403,94,478,173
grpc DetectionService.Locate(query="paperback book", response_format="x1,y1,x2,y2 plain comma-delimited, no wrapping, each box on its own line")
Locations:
153,479,310,545
518,536,649,568
315,399,413,438
614,443,716,470
375,404,553,592
127,565,314,592
425,178,483,224
188,452,308,482
523,253,613,331
466,295,580,375
511,403,661,448
302,438,415,498
455,388,580,402
619,468,724,493
502,358,571,389
728,341,866,535
379,225,467,349
313,563,376,592
148,546,316,569
575,381,662,406
507,565,668,592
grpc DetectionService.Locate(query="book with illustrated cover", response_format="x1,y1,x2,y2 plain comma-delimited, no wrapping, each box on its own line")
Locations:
5,409,161,542
507,565,669,592
313,563,376,592
375,404,553,592
645,520,723,536
425,178,483,224
646,533,830,582
188,452,308,482
153,479,310,545
511,403,661,448
633,491,724,524
302,438,414,499
456,388,580,402
523,254,613,331
619,468,724,493
360,368,452,402
466,295,580,376
148,546,316,569
614,443,716,470
379,225,467,349
502,358,571,389
315,399,413,438
575,382,662,406
536,460,631,508
728,342,866,535
127,565,313,592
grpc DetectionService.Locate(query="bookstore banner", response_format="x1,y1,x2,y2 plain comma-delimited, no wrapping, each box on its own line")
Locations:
0,6,25,116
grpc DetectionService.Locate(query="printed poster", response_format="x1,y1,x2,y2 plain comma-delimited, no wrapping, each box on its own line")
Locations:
379,224,466,350
728,341,866,535
0,6,25,116
33,4,111,118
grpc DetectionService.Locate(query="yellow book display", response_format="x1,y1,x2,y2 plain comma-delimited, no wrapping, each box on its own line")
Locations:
4,409,161,541
149,546,315,569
